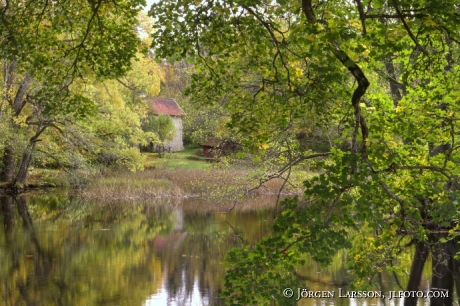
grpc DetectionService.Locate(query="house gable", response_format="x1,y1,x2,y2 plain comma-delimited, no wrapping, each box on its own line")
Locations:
147,97,185,152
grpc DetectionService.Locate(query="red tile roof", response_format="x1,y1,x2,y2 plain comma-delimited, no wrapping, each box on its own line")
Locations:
148,97,185,117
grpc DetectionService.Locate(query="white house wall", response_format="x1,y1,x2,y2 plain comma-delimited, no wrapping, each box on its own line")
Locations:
168,117,184,152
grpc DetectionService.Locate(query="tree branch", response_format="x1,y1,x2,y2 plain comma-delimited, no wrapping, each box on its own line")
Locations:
354,0,367,35
302,0,369,154
391,0,428,56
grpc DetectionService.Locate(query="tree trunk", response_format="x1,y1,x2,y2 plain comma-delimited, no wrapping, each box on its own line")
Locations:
384,59,404,107
0,145,15,183
12,143,37,188
431,239,454,306
12,123,47,189
405,241,429,306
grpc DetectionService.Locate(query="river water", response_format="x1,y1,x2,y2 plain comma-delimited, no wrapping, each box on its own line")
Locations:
0,193,437,305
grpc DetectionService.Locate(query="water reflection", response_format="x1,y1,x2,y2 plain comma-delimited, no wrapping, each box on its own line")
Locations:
0,193,275,305
0,193,434,306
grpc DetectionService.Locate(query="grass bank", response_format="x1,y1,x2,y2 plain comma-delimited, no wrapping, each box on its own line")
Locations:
80,167,305,201
23,146,314,201
144,146,211,170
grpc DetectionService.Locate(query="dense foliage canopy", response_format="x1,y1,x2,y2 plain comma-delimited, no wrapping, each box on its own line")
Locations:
150,0,460,304
0,1,170,187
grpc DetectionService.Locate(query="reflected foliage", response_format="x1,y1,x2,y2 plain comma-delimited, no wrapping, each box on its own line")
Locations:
0,194,277,305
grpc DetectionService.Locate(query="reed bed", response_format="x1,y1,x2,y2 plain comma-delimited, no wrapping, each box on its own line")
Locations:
81,168,243,200
81,167,305,201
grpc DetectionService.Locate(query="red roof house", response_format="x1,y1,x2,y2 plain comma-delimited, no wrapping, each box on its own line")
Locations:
148,97,185,117
147,97,185,152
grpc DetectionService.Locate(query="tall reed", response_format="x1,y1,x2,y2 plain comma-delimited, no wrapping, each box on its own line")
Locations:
81,168,305,201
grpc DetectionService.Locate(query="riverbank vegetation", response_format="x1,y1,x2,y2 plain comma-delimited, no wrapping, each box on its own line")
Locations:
12,144,311,202
81,148,310,201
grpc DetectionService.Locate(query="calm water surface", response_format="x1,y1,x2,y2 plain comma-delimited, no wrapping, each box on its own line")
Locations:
0,193,434,305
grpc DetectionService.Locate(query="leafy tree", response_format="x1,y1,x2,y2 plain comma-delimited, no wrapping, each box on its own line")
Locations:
143,113,176,156
75,51,163,171
21,47,165,182
150,0,460,304
0,0,145,189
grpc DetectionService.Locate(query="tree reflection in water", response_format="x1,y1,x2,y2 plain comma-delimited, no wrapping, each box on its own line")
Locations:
0,194,274,305
2,193,453,306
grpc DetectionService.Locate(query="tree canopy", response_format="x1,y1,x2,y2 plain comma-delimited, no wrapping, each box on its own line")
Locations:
150,0,460,304
0,1,157,187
